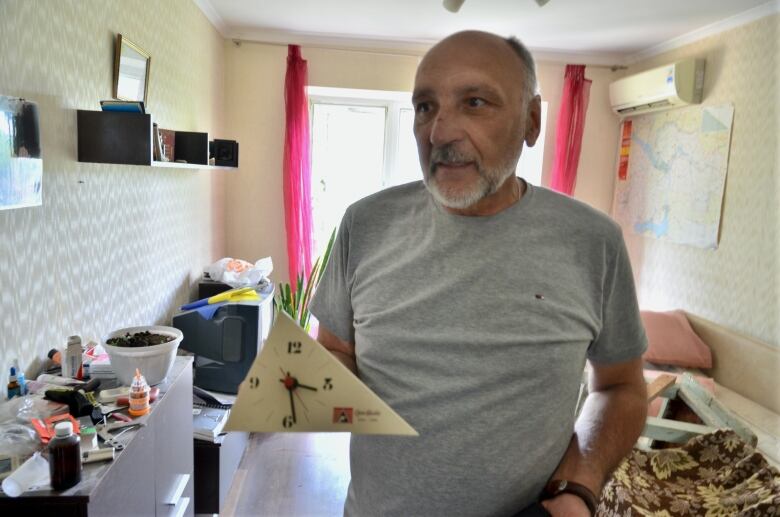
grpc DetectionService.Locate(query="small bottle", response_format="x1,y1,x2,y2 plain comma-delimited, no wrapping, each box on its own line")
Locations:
12,359,26,395
48,421,82,490
128,369,150,417
7,367,21,399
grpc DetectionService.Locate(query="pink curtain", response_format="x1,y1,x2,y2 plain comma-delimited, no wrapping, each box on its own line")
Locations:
550,64,592,196
282,45,313,285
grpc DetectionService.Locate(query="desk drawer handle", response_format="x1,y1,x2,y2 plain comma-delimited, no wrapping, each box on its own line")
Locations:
165,473,190,506
173,496,191,517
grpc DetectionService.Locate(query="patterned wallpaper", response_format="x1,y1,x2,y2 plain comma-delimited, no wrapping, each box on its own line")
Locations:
0,0,225,386
617,15,779,346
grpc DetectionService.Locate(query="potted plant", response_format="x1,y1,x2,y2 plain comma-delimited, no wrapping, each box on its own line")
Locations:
276,228,336,332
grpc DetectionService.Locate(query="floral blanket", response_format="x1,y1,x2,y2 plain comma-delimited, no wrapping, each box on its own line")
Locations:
598,430,780,516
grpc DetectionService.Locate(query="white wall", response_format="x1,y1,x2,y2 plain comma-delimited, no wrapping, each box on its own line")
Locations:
0,0,226,386
616,15,779,346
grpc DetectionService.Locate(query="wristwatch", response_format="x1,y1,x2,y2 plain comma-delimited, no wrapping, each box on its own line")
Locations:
541,479,598,516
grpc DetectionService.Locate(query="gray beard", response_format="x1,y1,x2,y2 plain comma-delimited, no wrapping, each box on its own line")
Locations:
423,144,520,210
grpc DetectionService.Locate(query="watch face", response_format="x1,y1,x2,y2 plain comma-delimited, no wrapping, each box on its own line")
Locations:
225,312,418,435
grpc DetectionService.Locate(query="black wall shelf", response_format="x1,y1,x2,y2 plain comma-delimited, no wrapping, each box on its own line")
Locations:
76,110,237,171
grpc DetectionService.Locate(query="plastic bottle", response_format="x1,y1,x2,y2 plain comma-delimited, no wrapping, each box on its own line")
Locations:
64,336,82,379
128,368,150,417
7,367,21,399
12,359,26,395
48,421,81,490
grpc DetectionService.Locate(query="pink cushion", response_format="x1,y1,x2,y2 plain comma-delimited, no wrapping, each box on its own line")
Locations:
640,310,713,369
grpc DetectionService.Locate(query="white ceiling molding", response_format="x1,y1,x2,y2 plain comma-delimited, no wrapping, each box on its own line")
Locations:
625,0,780,64
194,0,228,37
530,48,625,67
228,27,435,57
228,28,623,66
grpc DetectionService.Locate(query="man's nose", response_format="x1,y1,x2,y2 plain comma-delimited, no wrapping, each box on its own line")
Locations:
429,108,464,147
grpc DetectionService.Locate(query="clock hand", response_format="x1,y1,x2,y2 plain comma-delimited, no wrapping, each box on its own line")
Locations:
279,371,297,424
296,382,318,391
288,388,296,423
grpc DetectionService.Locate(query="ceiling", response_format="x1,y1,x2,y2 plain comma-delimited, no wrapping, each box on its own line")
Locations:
196,0,777,64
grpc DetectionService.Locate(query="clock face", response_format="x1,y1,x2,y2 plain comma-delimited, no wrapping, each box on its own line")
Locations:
225,312,417,435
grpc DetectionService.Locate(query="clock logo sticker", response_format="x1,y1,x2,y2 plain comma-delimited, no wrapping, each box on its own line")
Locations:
225,312,418,436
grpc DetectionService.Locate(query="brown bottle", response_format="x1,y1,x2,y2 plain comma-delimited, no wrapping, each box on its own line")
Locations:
49,421,82,490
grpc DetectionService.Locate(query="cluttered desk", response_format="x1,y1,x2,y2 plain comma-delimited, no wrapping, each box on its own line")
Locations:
0,272,275,516
0,357,194,516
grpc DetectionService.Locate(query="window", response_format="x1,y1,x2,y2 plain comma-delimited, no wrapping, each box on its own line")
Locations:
308,86,547,259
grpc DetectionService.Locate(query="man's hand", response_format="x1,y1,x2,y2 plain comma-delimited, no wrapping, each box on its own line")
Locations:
540,494,590,517
317,325,358,374
545,357,646,514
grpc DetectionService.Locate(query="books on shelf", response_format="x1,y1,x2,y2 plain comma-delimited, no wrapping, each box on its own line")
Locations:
100,100,145,114
152,123,163,161
159,129,175,162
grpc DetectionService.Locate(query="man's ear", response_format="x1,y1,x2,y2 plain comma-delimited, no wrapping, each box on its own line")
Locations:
524,95,542,147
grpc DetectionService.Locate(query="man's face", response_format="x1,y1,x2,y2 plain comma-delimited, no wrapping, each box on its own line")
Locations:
412,33,539,210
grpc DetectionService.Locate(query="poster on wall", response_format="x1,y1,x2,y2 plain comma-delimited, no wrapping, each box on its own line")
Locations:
612,104,734,249
0,96,42,211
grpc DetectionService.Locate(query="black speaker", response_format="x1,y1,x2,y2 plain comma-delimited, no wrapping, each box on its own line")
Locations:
213,139,239,167
174,131,208,165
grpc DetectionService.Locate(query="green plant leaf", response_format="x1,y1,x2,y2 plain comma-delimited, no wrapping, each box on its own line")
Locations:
276,226,337,330
317,227,337,285
299,259,320,329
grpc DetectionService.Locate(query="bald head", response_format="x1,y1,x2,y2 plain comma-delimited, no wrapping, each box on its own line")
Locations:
420,31,537,106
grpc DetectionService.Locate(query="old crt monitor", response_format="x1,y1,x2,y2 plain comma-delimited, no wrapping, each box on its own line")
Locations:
173,292,273,394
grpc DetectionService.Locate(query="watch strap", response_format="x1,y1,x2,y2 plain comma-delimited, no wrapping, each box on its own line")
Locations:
541,479,598,515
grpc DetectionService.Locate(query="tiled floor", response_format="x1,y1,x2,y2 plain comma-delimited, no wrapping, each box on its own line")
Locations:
222,432,351,517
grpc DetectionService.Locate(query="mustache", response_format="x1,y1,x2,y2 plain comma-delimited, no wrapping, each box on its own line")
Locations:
428,145,478,174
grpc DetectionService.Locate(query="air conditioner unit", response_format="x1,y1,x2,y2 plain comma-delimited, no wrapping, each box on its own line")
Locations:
609,59,705,116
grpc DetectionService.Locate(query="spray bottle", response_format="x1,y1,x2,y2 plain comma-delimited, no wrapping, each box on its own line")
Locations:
128,369,150,417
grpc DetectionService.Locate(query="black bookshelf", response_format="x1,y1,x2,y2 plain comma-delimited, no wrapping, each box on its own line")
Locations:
76,110,236,170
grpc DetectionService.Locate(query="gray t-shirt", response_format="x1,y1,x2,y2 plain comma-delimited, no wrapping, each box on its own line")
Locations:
310,180,647,517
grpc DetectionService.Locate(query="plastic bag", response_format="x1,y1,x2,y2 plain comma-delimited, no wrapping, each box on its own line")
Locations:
205,257,273,288
0,395,63,467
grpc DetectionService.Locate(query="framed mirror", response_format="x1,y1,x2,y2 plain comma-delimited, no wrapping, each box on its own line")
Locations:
113,34,150,105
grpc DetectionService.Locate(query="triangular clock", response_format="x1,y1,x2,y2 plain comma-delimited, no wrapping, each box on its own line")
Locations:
224,312,418,436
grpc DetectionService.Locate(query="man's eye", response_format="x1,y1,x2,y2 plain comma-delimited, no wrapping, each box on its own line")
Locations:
415,102,430,114
467,97,486,108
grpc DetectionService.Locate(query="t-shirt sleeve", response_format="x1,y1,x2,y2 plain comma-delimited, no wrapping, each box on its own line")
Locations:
587,231,648,364
309,211,355,344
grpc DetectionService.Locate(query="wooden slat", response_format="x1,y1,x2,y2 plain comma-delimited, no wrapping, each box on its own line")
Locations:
642,417,716,444
646,374,677,402
678,374,757,446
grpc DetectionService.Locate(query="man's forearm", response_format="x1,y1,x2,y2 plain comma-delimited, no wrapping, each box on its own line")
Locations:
551,382,647,495
330,348,358,374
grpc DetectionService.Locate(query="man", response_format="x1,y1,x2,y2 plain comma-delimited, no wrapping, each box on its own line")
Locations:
309,31,648,517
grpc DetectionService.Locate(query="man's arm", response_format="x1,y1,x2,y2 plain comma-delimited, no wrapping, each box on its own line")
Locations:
541,356,647,516
317,324,358,374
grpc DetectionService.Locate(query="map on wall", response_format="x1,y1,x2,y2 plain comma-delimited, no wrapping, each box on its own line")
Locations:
612,104,734,249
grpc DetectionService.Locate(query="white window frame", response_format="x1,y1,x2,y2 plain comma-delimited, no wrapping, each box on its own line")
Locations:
307,86,414,188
